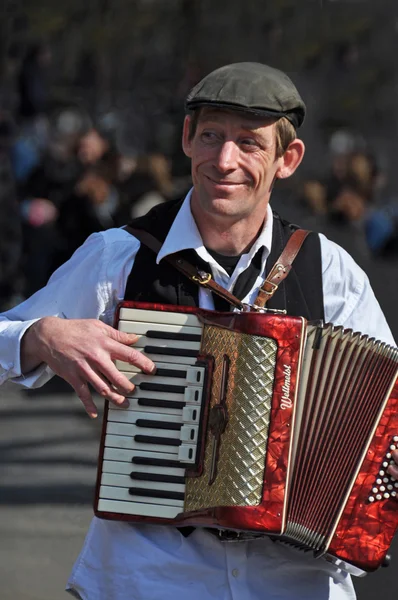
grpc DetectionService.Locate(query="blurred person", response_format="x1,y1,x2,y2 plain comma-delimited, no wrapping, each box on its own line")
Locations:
0,62,397,600
18,107,92,295
117,152,173,220
77,127,111,166
364,201,398,257
329,151,381,224
55,165,122,266
10,43,53,183
18,42,52,121
0,138,22,311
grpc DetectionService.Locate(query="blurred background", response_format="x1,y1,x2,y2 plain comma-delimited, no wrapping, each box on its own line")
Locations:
0,0,398,598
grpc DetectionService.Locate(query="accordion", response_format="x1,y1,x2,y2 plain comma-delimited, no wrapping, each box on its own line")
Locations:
94,301,398,575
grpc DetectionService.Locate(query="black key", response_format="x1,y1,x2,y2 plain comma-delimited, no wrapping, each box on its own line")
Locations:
130,472,186,485
155,368,187,378
139,382,185,394
136,419,182,431
132,456,184,468
134,435,181,446
146,331,201,342
137,398,186,410
144,346,198,358
129,487,185,501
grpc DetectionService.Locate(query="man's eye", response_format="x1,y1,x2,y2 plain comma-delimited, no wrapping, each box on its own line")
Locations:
240,138,258,148
201,131,218,142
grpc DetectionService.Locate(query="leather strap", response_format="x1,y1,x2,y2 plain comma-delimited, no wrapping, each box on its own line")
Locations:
254,229,311,308
125,227,245,310
125,225,311,312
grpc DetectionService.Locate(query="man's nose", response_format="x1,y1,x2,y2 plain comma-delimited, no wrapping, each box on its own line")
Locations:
215,141,239,171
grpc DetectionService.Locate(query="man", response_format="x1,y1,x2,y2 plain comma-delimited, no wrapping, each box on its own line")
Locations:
0,62,397,600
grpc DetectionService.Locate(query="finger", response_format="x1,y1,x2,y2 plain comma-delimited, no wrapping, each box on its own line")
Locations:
95,360,137,396
71,378,99,419
387,449,398,479
106,327,140,347
110,343,156,374
84,366,131,409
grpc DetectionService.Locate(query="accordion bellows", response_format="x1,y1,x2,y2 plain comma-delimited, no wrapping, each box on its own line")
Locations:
94,302,398,575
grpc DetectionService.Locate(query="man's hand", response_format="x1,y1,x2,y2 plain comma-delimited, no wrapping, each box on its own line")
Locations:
21,317,156,418
387,449,398,483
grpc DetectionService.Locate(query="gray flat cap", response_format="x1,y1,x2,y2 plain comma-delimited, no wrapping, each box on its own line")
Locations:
185,62,306,128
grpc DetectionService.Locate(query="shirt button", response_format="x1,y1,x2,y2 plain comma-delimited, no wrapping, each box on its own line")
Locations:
231,568,239,578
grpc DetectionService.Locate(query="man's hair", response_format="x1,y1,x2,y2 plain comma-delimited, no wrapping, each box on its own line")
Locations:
187,109,296,158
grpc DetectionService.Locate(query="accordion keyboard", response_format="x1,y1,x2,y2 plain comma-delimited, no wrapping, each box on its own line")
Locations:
97,308,206,519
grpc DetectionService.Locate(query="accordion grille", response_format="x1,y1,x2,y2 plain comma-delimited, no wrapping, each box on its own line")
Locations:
184,325,277,510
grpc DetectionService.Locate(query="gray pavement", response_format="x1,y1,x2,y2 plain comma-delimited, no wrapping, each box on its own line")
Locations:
0,381,100,600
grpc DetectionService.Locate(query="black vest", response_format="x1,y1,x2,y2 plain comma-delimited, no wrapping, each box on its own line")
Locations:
124,198,324,321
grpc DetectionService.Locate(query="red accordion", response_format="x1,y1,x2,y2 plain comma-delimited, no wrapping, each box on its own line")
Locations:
94,301,398,575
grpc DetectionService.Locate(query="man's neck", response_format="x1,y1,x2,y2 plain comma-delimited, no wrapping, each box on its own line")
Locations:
191,201,268,256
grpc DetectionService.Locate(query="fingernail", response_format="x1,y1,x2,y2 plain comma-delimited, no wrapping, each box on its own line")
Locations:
89,412,98,419
121,399,130,408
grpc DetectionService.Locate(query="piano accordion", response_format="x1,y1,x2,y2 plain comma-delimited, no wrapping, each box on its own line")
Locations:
94,301,398,574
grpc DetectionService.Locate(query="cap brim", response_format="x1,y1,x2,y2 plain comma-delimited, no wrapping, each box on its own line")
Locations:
185,100,301,128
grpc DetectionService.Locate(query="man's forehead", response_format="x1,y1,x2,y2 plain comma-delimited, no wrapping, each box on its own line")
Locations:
197,107,276,130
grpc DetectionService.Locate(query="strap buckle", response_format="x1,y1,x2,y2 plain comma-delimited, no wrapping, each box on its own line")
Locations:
192,270,212,285
261,280,279,297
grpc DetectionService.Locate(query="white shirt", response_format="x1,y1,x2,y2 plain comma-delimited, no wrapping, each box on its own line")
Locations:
0,192,395,600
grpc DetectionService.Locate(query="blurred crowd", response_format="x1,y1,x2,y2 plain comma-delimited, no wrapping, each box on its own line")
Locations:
300,129,398,259
1,42,398,313
0,43,190,311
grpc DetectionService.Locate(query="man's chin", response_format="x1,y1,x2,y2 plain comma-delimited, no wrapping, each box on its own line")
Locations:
203,196,244,218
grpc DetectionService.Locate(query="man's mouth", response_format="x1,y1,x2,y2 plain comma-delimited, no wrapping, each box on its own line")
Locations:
205,175,245,186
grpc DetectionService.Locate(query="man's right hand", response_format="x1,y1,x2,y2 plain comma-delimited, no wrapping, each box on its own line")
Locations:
21,317,156,418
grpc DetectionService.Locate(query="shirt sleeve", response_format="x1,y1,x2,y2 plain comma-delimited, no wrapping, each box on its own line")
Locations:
0,229,139,387
320,234,396,346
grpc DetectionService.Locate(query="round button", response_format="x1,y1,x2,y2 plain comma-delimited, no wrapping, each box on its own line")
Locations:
232,568,239,578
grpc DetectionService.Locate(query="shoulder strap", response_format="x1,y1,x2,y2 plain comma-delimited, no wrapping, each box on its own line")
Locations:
125,226,245,311
125,225,311,312
254,229,311,308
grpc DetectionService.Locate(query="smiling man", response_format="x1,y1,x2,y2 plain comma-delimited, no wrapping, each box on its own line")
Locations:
0,62,397,600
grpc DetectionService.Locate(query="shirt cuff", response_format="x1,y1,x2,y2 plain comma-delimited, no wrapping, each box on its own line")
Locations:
0,319,52,388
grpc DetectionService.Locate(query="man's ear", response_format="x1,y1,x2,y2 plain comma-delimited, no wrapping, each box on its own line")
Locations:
276,139,305,180
182,115,193,158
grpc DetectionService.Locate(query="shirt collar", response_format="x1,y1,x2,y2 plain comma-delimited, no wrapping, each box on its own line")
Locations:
156,188,273,274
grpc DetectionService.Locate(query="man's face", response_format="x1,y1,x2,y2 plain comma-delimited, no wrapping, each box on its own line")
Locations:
182,108,283,222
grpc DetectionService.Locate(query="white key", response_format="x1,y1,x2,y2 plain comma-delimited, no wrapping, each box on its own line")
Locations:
121,361,203,374
107,407,200,426
133,336,201,352
106,420,198,443
104,435,198,462
114,398,183,416
102,460,185,477
107,411,184,425
119,308,201,327
106,421,181,440
119,321,202,336
116,352,197,369
125,385,203,405
97,498,182,519
103,447,181,464
178,444,197,463
101,473,185,493
105,433,180,455
119,366,205,387
99,485,184,507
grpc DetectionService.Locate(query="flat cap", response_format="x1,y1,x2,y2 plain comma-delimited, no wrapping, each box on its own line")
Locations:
185,62,306,128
